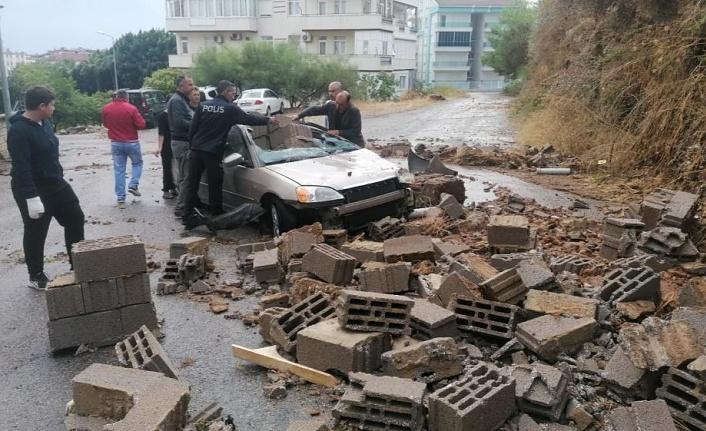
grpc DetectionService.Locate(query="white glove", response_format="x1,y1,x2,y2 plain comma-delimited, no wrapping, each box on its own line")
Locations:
26,197,44,219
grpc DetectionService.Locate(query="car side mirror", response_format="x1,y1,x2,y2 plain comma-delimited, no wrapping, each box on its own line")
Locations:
223,153,244,167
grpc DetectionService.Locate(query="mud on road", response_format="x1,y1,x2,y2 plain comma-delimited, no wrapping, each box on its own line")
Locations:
0,91,601,430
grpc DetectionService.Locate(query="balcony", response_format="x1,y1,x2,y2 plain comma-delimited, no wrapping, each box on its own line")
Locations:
169,54,196,68
166,16,258,32
432,61,471,70
301,13,394,31
435,43,471,51
437,21,472,29
393,21,418,40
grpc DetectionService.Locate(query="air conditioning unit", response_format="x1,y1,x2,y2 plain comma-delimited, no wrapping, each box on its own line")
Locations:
302,32,313,43
230,32,243,41
214,35,224,43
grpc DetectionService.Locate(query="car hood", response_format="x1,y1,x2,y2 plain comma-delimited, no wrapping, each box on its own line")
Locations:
264,149,399,190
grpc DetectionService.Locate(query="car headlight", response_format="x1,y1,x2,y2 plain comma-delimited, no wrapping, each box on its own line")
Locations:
397,169,415,185
296,186,344,203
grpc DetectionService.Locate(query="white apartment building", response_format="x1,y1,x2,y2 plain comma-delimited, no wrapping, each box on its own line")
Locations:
4,50,35,72
416,0,513,90
166,0,418,92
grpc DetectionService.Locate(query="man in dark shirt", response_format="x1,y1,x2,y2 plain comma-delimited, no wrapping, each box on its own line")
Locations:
166,75,195,217
8,86,85,290
182,80,280,229
292,90,364,147
156,110,176,199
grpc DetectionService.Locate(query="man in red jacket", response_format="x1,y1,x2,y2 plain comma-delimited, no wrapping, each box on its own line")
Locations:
102,90,147,209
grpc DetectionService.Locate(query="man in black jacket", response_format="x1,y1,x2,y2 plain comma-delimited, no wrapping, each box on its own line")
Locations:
8,86,85,290
166,75,195,217
292,90,364,147
182,80,280,229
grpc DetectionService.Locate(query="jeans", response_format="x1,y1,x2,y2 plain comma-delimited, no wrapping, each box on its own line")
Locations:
111,141,143,201
184,150,225,218
12,179,85,277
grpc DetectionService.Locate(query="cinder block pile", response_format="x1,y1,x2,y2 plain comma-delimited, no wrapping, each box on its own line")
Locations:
46,235,157,352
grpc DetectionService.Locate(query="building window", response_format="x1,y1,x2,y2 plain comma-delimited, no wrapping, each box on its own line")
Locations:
318,1,326,14
334,36,346,55
188,0,214,17
167,0,187,17
181,36,189,54
319,36,327,55
398,75,407,89
261,36,274,46
289,0,301,15
334,0,346,14
440,15,446,27
438,31,470,47
363,40,369,55
382,41,388,55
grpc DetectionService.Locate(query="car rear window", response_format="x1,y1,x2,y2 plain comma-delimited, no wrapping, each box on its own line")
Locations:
241,90,262,98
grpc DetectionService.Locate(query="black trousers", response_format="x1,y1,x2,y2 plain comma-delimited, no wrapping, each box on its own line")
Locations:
161,141,176,192
11,179,85,277
183,150,225,217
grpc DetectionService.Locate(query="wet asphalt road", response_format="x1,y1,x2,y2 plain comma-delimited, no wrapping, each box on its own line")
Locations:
0,92,600,430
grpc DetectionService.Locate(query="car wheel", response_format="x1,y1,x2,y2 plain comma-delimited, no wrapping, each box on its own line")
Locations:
266,106,271,117
268,197,298,237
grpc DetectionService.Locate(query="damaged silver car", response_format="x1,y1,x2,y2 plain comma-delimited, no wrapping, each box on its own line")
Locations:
197,121,414,236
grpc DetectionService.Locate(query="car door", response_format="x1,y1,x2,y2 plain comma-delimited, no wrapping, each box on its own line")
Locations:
220,126,261,210
264,89,279,113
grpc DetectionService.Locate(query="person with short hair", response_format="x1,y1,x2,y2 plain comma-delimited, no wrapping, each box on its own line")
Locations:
102,89,147,208
166,75,196,217
327,81,342,101
8,85,86,290
181,80,280,229
292,90,364,147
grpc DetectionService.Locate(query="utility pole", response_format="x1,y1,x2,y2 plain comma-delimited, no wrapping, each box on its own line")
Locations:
0,5,13,129
96,31,118,91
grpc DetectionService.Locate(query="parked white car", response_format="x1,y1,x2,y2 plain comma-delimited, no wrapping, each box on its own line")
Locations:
237,88,284,116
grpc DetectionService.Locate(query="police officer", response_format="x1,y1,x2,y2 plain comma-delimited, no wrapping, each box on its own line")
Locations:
182,80,279,229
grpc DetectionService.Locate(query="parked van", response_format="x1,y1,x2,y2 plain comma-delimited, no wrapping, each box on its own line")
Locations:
125,88,167,128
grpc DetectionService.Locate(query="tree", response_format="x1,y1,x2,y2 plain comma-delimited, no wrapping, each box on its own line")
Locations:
482,0,538,79
143,68,187,94
358,72,397,101
191,43,357,107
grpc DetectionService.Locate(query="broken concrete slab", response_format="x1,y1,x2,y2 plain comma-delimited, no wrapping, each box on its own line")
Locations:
492,251,548,271
358,261,410,294
409,298,458,340
611,253,674,273
302,244,356,285
169,236,210,259
433,239,471,260
671,306,706,347
638,226,699,258
524,290,598,319
655,368,706,430
602,347,662,399
618,316,703,371
368,216,405,241
550,255,595,275
383,235,435,263
487,215,530,249
438,193,465,219
615,300,655,320
480,266,527,305
290,276,342,303
258,307,286,345
565,399,594,431
448,253,499,285
253,248,281,284
605,399,677,431
505,362,569,421
516,258,558,290
436,271,481,307
381,337,462,383
340,240,385,265
286,420,329,431
516,315,597,362
688,355,706,380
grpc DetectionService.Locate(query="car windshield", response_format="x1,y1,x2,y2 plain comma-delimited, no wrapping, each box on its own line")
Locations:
241,90,263,99
248,126,359,165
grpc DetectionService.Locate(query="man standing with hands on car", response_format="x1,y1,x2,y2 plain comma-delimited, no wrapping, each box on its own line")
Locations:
292,90,364,147
182,80,280,230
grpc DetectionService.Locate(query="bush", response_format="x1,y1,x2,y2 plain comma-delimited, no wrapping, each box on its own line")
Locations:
143,68,186,94
503,79,523,96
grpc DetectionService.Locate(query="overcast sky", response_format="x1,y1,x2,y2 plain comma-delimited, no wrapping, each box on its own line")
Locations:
2,0,166,54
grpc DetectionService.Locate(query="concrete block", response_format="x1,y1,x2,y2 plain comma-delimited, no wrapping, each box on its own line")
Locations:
71,363,189,431
550,255,595,274
253,248,281,284
46,282,84,321
599,266,660,305
81,278,121,313
290,276,342,303
381,337,462,383
566,398,594,431
279,230,320,263
409,298,458,340
600,230,638,261
516,259,558,290
428,362,515,431
48,309,123,352
638,226,699,258
337,290,414,335
524,290,598,319
384,235,435,263
688,355,706,380
296,319,391,374
618,316,703,371
505,363,569,421
657,190,698,231
437,271,481,307
415,173,465,206
448,253,498,285
602,347,662,399
302,244,356,285
605,399,677,431
656,368,706,430
120,303,159,335
115,273,151,307
433,240,471,260
115,325,178,379
480,267,527,305
368,216,405,241
340,240,385,265
672,306,706,347
616,300,656,320
258,292,290,309
322,229,347,248
603,218,645,239
169,236,209,259
516,315,597,362
491,251,547,271
359,261,410,294
72,235,146,282
64,414,110,430
611,253,674,272
452,296,519,340
517,414,542,431
438,193,465,219
333,373,426,431
286,420,329,431
269,291,336,353
258,307,287,345
236,240,275,272
177,253,205,283
487,215,529,248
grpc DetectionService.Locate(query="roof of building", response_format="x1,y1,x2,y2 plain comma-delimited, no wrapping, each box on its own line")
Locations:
435,0,516,7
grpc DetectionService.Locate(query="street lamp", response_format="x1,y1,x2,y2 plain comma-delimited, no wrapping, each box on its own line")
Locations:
0,5,13,128
96,31,118,92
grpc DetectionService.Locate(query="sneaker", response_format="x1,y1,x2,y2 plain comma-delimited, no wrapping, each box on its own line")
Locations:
174,209,183,219
182,209,207,230
118,201,127,209
128,187,141,197
162,191,175,200
29,272,49,291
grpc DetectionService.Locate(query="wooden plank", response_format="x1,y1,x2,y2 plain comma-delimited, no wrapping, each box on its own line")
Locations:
231,344,339,388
